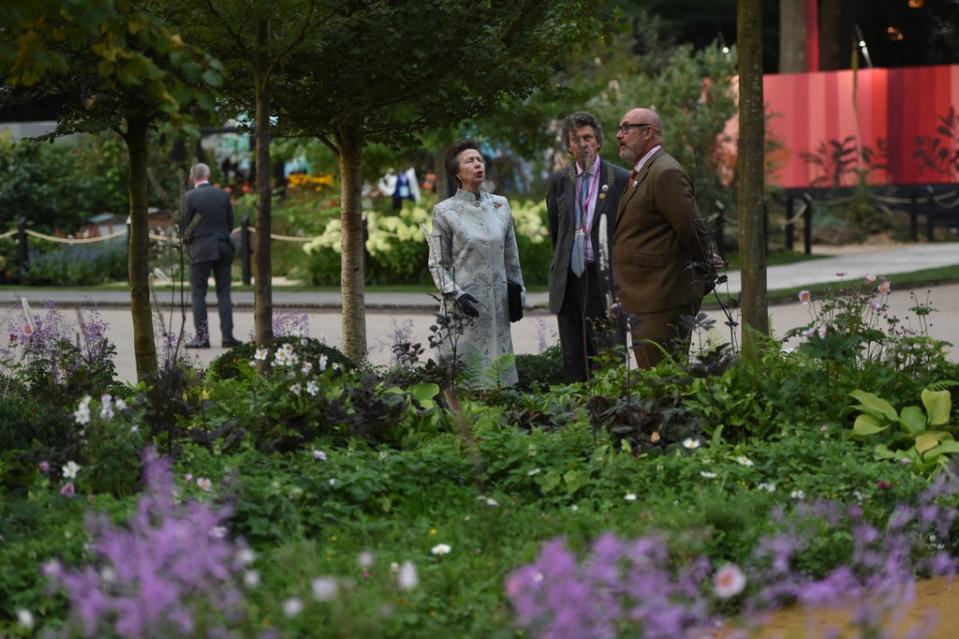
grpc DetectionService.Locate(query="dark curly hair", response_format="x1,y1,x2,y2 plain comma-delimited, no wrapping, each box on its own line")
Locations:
444,139,481,188
560,111,604,149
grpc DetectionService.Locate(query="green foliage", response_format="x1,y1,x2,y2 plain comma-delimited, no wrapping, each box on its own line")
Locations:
514,344,565,391
850,386,959,474
591,41,737,215
25,240,128,286
0,134,128,233
206,336,355,382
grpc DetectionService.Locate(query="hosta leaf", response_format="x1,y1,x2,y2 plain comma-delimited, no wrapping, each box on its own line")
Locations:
849,390,898,421
898,406,926,436
874,443,896,459
921,389,951,426
923,440,959,461
410,382,439,404
853,414,887,437
915,431,943,454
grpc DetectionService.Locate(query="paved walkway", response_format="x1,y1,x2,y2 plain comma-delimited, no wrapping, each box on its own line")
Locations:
1,243,957,382
2,242,957,311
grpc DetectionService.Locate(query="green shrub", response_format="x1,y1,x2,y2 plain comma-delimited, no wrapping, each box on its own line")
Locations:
26,239,128,286
206,336,355,381
515,344,564,391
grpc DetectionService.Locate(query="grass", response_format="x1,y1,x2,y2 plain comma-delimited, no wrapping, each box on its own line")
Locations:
708,263,959,308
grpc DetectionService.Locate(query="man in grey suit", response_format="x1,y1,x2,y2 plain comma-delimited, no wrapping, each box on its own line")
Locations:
181,163,241,348
546,112,630,382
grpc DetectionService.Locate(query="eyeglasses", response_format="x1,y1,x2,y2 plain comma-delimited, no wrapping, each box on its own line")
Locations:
617,122,652,134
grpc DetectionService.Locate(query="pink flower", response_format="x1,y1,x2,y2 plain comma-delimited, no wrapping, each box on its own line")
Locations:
38,460,50,474
714,564,746,599
798,290,812,304
864,274,877,283
817,325,828,339
60,481,75,497
868,299,881,312
878,280,891,295
22,324,33,337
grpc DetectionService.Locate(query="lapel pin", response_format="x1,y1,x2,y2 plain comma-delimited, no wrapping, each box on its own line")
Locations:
601,184,609,193
599,193,606,200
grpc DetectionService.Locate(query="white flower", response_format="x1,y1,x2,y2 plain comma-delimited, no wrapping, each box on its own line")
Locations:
306,380,319,396
357,550,375,568
210,526,228,539
570,504,579,512
734,456,754,467
115,398,127,411
290,383,302,396
130,425,139,434
238,548,256,565
312,449,327,461
254,348,269,361
527,468,541,476
624,493,638,502
700,471,718,479
282,597,304,617
817,325,828,339
99,394,114,420
431,543,452,556
319,354,329,371
311,576,338,602
714,564,746,599
790,489,805,500
682,438,702,450
74,396,91,426
477,495,499,507
243,570,260,588
16,608,34,630
196,477,213,492
62,461,81,480
397,560,418,591
328,478,337,487
274,343,299,367
301,361,313,375
100,566,116,583
757,482,776,493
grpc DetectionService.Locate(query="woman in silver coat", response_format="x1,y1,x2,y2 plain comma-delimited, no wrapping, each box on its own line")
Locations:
427,140,525,387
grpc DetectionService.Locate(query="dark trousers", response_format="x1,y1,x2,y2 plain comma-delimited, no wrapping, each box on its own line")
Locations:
557,262,607,383
189,238,235,341
629,302,700,370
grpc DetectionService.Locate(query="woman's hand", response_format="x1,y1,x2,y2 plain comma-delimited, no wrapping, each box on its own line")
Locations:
455,293,481,317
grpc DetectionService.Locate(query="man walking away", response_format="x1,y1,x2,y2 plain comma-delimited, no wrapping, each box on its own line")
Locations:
181,163,241,349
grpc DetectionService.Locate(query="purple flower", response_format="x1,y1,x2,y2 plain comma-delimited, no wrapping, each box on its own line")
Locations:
47,449,250,638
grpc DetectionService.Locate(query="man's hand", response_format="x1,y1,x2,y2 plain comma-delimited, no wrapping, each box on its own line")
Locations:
455,293,481,318
711,253,727,271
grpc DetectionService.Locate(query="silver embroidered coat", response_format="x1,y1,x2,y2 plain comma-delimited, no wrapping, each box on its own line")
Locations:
427,189,525,387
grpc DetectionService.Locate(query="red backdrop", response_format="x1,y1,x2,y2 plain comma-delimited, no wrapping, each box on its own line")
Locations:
764,65,959,188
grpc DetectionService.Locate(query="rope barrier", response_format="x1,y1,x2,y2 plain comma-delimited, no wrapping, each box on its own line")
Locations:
243,228,317,242
0,229,17,241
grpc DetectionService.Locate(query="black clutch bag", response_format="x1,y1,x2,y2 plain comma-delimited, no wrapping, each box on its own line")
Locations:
507,280,523,323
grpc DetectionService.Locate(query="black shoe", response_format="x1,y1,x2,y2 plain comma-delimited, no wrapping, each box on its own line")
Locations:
221,337,242,348
185,339,210,349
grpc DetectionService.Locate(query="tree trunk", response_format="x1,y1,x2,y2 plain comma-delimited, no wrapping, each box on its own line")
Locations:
124,114,158,380
779,0,811,72
819,0,850,71
254,19,274,352
737,0,768,354
336,122,367,363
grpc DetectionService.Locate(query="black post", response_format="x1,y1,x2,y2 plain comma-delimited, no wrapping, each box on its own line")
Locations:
926,189,935,242
713,200,725,257
17,217,28,283
803,195,813,255
241,215,252,285
909,190,919,242
784,193,795,251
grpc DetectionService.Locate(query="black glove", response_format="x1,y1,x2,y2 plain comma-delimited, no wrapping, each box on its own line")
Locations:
455,293,480,318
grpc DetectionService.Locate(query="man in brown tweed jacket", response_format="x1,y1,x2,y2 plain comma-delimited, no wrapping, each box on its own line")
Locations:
612,107,715,369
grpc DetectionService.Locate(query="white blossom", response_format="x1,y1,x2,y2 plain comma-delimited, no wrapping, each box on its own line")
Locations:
62,461,81,480
682,438,702,450
99,394,114,420
306,380,319,396
431,543,452,556
311,576,338,602
624,493,637,502
282,597,304,617
16,609,34,630
74,396,92,426
713,564,746,599
196,477,213,492
397,561,418,591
